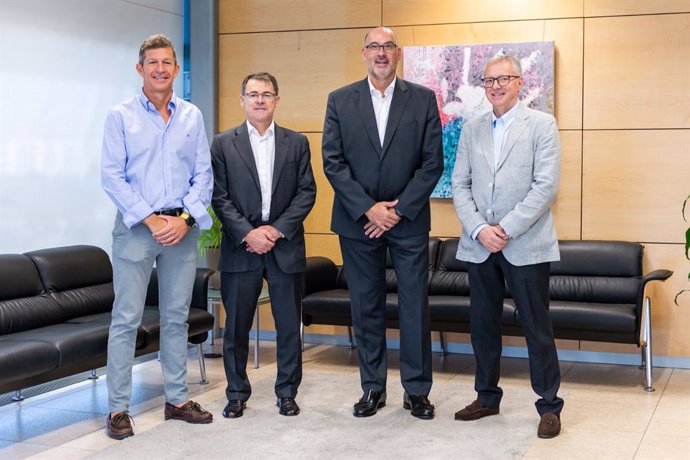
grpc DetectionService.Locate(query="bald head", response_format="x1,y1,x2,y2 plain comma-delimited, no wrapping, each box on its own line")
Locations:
364,27,398,45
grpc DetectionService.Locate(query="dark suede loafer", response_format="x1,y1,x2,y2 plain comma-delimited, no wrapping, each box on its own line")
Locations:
164,401,213,424
277,397,300,416
403,393,435,420
106,411,134,440
454,399,500,421
353,389,386,417
222,400,246,418
537,413,561,438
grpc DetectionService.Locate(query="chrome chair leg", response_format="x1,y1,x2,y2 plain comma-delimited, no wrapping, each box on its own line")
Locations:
197,343,209,384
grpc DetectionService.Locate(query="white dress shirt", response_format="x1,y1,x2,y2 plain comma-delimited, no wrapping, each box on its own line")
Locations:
247,120,275,222
368,76,396,147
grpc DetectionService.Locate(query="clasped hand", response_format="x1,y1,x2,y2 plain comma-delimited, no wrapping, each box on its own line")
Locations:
147,215,189,246
477,225,508,253
244,225,281,254
364,199,400,238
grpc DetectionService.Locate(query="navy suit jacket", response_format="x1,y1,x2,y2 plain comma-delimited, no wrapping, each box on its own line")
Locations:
210,123,316,274
322,77,443,240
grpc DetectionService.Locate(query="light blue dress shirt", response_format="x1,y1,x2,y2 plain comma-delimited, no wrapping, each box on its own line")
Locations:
101,90,213,229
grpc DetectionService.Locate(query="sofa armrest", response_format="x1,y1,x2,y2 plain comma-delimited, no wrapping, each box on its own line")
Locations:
642,269,674,284
190,268,214,310
639,268,674,297
304,257,338,296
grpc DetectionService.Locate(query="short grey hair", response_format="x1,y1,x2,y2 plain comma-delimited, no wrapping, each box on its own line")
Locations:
483,54,522,76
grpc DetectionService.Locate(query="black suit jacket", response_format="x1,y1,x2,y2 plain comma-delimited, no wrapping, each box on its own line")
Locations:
210,123,316,274
322,77,443,240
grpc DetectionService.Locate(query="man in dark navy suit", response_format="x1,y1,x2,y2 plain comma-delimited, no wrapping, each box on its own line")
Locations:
211,72,316,419
322,27,443,419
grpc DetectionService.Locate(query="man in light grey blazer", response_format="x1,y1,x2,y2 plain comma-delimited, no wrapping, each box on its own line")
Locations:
451,55,564,438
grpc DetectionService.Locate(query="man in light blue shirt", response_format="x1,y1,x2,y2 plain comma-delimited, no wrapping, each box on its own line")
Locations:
101,34,214,440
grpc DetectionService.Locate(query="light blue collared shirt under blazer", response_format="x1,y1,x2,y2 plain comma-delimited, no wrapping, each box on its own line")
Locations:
101,90,213,229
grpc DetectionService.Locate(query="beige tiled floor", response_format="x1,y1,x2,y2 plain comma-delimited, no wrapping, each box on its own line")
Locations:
1,341,688,459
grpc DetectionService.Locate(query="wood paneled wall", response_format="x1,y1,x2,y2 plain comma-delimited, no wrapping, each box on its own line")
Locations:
217,0,690,358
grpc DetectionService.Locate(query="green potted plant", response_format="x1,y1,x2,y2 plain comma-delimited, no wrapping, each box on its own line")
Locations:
198,205,222,256
674,193,690,306
198,205,222,289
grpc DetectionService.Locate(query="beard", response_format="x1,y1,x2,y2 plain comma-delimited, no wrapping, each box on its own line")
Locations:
369,64,395,82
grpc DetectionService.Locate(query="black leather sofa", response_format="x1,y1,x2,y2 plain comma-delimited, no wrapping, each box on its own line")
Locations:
302,238,673,390
0,245,214,400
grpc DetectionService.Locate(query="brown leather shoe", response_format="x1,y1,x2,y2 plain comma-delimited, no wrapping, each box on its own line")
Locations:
164,400,213,424
454,399,500,421
106,411,134,440
538,413,561,438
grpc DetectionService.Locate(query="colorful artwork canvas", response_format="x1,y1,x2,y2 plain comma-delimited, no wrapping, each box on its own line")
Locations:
403,41,555,198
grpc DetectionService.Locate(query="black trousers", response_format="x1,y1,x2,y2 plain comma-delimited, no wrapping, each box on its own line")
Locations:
339,233,432,397
220,252,302,402
467,252,563,415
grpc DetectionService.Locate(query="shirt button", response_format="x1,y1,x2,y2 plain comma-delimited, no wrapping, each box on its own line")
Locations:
488,182,493,188
487,209,493,214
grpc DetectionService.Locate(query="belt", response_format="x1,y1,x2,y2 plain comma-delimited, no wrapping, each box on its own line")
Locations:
154,208,184,217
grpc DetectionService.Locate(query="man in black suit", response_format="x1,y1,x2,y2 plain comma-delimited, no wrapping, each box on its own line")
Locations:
211,72,316,418
322,27,444,419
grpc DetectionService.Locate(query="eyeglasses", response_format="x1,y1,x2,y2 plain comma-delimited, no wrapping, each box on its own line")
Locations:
243,92,276,101
480,75,520,88
364,42,398,53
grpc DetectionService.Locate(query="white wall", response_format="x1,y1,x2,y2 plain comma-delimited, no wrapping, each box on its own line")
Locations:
0,0,183,254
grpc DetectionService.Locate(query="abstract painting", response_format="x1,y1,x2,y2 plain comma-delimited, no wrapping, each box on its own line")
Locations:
403,41,555,198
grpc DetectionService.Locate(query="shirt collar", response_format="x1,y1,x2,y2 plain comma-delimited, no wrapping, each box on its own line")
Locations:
247,120,275,138
492,101,520,126
137,89,177,112
368,76,396,99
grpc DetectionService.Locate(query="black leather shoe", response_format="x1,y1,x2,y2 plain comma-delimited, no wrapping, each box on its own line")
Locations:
353,389,386,417
277,397,300,416
222,400,246,418
403,393,435,420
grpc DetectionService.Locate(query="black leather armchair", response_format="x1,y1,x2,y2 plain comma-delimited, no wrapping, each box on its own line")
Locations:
302,238,673,390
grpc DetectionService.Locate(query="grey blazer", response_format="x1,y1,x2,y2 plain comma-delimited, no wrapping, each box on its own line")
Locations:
451,102,561,266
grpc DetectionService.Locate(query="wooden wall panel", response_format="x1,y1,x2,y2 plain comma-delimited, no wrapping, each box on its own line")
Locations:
582,130,689,242
584,14,690,129
584,0,690,17
553,130,583,240
303,133,333,234
641,243,690,357
219,0,380,33
218,29,370,132
219,1,690,359
430,199,461,238
305,234,342,264
406,19,583,130
383,0,582,26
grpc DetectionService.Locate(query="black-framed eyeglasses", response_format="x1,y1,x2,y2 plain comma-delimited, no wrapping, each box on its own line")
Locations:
364,42,398,53
480,75,520,88
243,92,276,101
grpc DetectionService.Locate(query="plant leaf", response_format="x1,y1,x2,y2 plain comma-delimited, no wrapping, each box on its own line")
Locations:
675,289,690,307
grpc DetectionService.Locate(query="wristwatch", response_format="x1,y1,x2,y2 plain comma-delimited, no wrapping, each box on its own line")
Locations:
179,211,196,227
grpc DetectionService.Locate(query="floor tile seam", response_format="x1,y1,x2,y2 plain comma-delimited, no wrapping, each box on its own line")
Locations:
632,368,682,458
